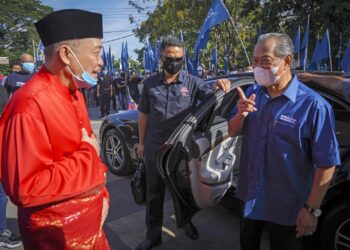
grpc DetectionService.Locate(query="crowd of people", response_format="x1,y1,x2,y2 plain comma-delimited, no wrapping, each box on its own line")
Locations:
0,7,349,250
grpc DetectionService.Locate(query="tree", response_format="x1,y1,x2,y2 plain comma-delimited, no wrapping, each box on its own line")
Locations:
129,0,350,71
0,0,52,62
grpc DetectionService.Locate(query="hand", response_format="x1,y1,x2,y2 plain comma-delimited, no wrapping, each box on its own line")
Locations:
97,92,100,98
296,208,318,238
110,92,113,98
236,87,257,117
212,79,231,93
298,72,315,82
81,128,100,156
137,143,144,159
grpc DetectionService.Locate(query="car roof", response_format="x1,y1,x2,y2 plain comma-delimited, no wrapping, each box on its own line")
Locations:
205,72,350,105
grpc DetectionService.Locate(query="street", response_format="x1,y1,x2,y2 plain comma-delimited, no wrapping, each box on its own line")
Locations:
1,106,269,250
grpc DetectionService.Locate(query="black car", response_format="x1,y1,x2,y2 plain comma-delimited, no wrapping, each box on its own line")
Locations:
99,74,350,250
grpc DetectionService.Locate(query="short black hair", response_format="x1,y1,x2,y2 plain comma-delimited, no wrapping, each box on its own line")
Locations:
161,36,184,53
10,60,20,68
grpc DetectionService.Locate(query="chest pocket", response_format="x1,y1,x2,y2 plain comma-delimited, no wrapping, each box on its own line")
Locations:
272,120,301,145
176,95,192,108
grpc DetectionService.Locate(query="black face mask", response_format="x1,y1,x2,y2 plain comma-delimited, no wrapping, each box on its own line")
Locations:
162,57,183,75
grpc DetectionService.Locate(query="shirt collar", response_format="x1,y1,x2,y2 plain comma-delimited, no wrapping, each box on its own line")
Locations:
159,70,185,84
282,75,299,103
37,66,77,99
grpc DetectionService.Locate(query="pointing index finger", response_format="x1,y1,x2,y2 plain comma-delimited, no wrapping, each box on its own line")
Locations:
236,87,247,100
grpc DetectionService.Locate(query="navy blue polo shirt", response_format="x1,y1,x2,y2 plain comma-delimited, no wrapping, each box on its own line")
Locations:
343,79,350,102
4,71,33,94
232,75,340,226
138,70,212,160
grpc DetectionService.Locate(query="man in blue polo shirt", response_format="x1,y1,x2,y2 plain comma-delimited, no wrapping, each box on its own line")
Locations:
228,33,340,250
136,36,230,250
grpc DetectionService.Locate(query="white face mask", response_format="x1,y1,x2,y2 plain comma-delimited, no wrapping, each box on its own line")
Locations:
254,58,285,87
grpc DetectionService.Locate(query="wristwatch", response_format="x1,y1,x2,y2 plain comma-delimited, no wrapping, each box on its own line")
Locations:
304,204,322,218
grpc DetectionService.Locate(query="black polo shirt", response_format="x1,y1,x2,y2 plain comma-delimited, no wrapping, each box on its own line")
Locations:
138,70,212,160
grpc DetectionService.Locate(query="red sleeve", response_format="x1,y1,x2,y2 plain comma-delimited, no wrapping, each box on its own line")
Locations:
1,113,106,207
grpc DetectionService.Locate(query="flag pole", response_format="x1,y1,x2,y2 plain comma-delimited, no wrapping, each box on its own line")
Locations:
327,29,333,71
229,17,250,65
297,26,300,67
32,39,36,63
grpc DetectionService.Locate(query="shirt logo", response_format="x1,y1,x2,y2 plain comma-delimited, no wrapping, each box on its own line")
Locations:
279,114,297,125
180,86,189,96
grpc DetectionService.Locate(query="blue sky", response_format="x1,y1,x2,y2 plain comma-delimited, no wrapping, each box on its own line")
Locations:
41,0,157,60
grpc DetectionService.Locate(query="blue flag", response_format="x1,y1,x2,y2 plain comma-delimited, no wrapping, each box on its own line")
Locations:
293,26,300,53
124,41,129,71
313,29,331,62
120,42,125,71
311,39,320,64
341,39,350,72
102,47,108,69
35,40,44,62
185,48,194,74
193,0,230,57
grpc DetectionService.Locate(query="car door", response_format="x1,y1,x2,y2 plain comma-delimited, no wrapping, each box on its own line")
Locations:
155,77,255,227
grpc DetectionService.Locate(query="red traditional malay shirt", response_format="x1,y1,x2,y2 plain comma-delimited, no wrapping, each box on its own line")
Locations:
0,67,110,249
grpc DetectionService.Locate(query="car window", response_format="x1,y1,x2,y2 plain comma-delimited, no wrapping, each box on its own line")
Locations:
321,94,350,160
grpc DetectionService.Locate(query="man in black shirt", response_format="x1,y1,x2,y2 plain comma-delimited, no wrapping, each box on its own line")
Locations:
97,67,113,118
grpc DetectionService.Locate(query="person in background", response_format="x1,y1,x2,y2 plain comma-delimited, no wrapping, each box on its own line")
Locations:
136,36,231,250
298,72,350,102
117,71,128,110
129,71,141,104
244,65,253,72
228,33,340,250
0,9,110,249
4,54,35,95
97,67,113,118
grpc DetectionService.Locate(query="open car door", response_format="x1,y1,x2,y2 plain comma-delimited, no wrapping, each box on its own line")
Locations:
155,77,255,227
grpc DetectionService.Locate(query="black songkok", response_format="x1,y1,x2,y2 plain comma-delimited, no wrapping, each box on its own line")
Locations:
35,9,103,47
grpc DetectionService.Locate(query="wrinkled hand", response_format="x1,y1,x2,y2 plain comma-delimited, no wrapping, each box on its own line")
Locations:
296,208,318,238
81,128,100,156
298,72,315,82
137,143,144,159
212,79,231,93
236,87,257,117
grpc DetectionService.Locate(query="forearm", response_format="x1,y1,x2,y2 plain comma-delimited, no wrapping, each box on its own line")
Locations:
311,75,344,94
138,112,148,145
228,113,245,137
306,166,336,208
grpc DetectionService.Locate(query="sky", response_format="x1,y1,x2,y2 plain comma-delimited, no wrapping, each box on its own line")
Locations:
40,0,157,60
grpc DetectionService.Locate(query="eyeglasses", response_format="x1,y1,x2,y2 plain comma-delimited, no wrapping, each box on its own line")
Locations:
252,56,284,68
162,56,184,63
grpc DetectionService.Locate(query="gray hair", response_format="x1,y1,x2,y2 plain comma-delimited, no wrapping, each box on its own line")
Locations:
257,33,294,57
44,39,79,58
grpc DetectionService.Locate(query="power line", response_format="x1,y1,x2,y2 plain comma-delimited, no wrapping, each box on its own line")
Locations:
103,34,135,43
104,29,135,34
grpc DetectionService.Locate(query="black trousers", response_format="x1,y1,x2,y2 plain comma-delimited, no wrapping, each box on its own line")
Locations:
100,93,111,117
240,217,302,250
144,158,192,242
110,93,117,110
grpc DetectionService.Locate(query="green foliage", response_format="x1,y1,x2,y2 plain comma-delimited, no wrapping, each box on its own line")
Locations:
0,0,53,62
129,0,350,71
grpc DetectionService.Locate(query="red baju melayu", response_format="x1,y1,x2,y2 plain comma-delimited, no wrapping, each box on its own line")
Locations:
0,67,110,249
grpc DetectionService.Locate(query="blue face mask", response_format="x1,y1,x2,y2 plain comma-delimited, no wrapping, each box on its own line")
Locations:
66,48,97,89
22,62,35,73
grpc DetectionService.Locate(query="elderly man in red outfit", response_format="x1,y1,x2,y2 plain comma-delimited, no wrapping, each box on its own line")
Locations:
0,9,110,249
